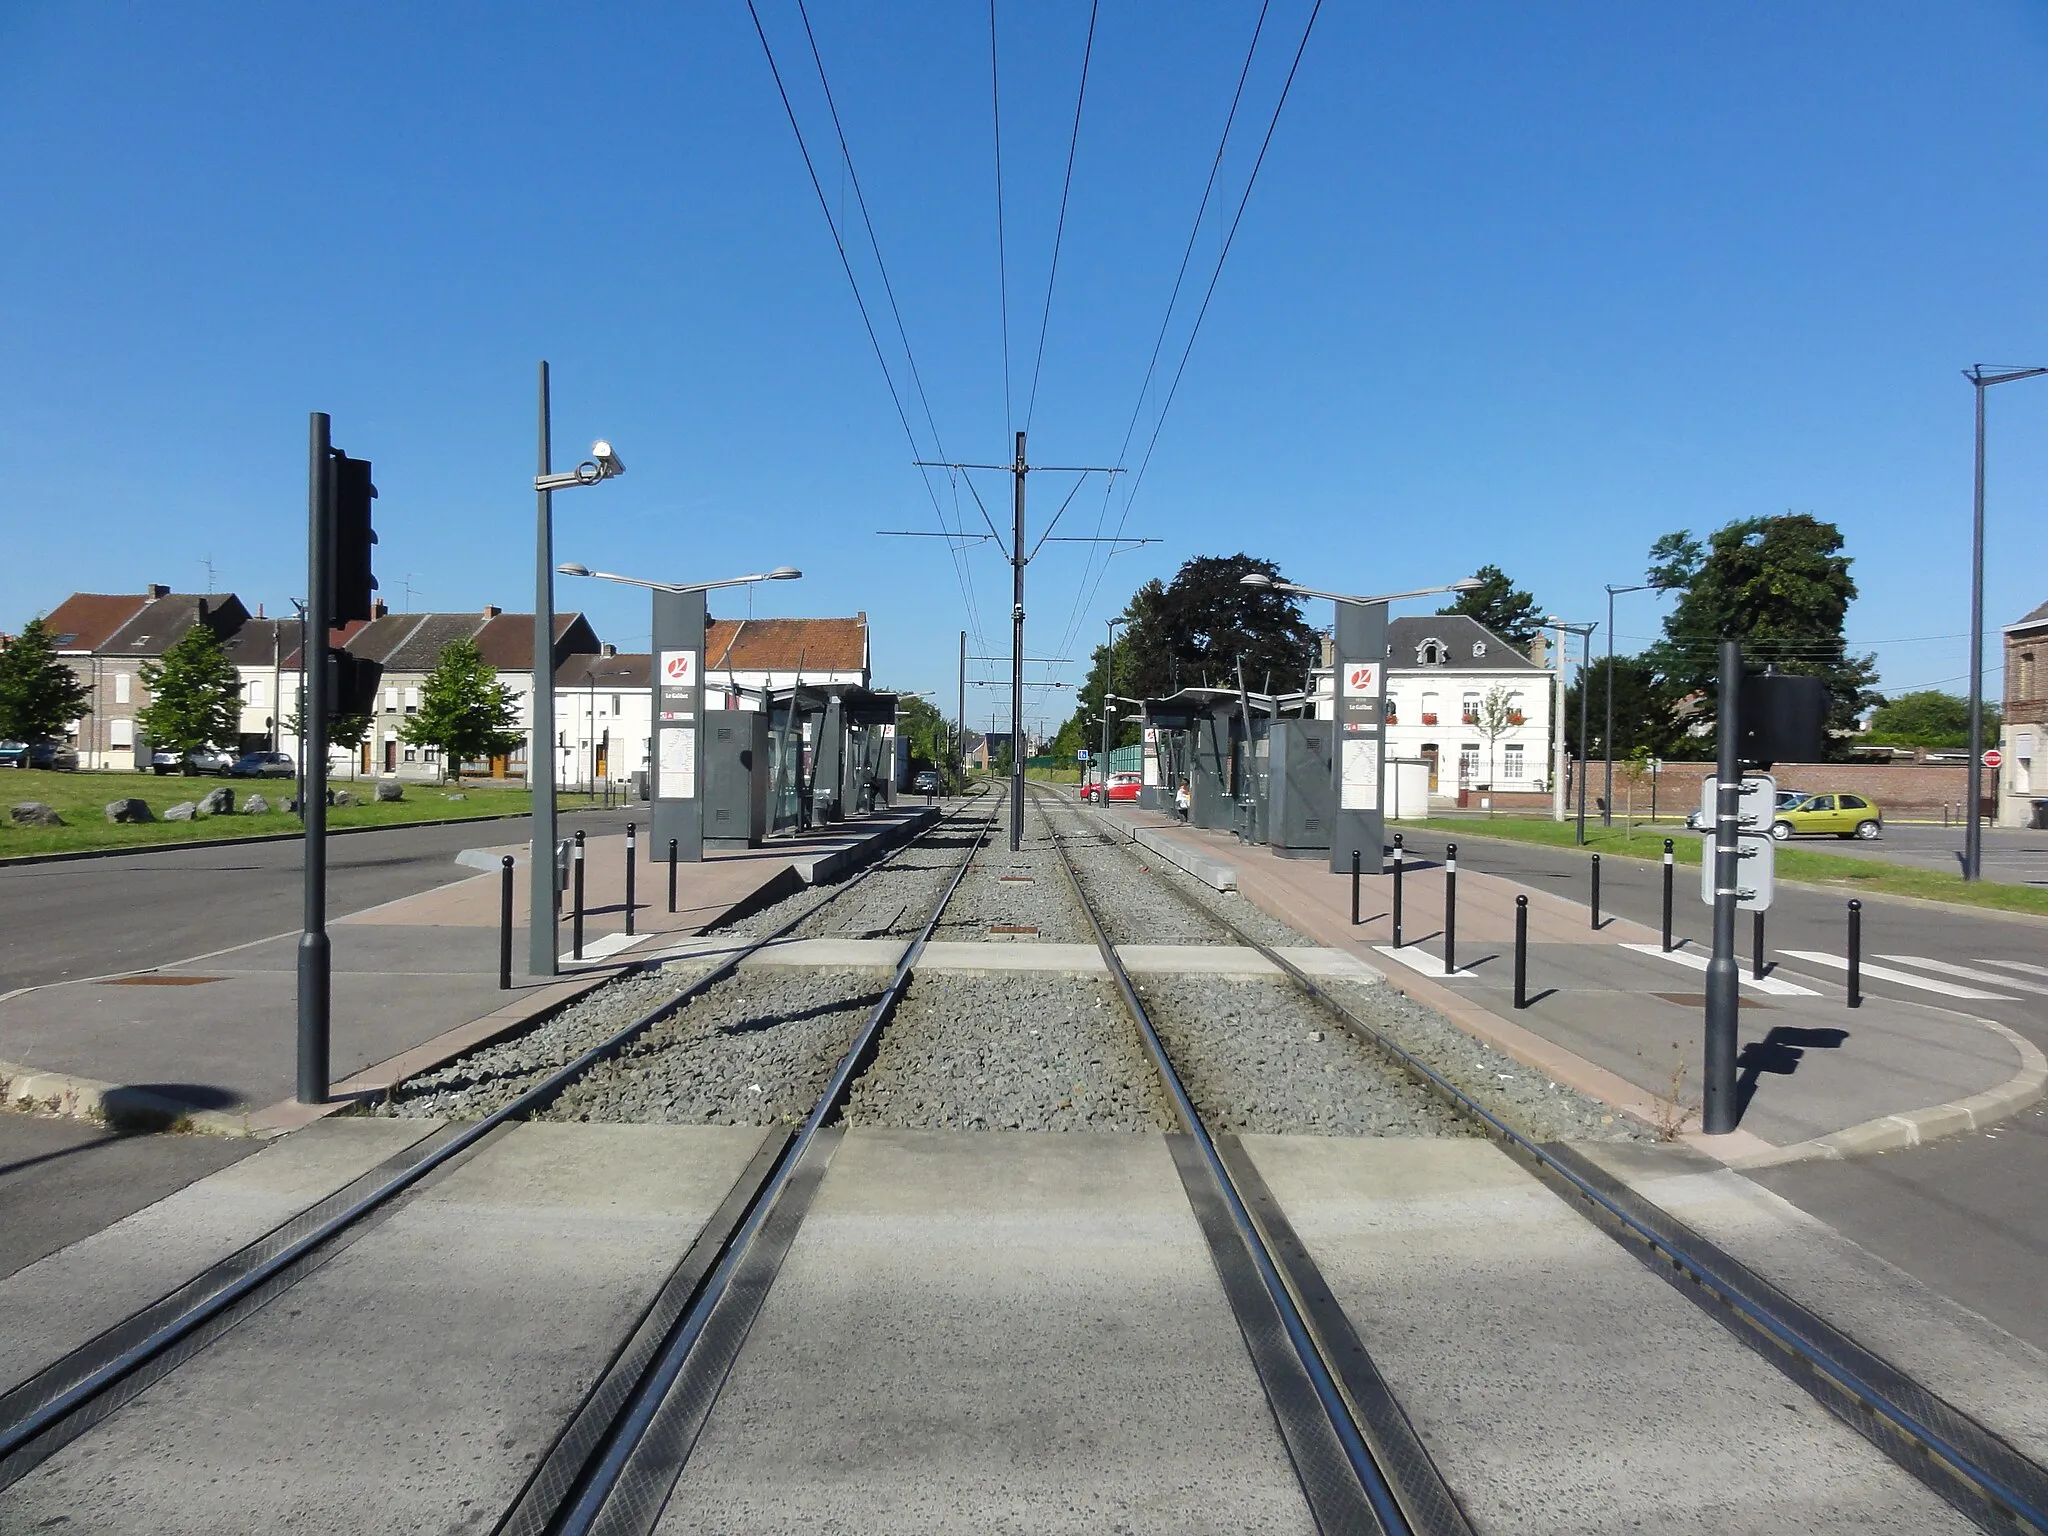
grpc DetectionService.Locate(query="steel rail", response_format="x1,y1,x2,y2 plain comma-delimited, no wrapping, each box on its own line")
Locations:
0,796,988,1487
1028,786,1419,1536
541,791,1004,1536
1047,789,2048,1536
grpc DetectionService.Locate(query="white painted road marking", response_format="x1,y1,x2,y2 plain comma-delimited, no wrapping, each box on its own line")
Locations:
1373,946,1464,979
1976,958,2048,981
561,931,647,964
1780,950,2016,1001
1881,955,2048,997
1620,943,1821,996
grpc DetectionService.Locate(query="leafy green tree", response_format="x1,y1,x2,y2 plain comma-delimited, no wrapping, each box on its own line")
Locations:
138,626,243,764
1119,555,1319,701
399,638,522,783
1046,715,1088,768
282,706,372,771
890,693,951,771
1437,564,1542,651
1864,690,1997,749
1565,654,1680,759
1643,514,1880,758
0,617,91,744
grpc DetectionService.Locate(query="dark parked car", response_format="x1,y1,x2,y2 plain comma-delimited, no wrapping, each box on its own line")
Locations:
910,769,943,795
0,740,78,770
230,751,297,778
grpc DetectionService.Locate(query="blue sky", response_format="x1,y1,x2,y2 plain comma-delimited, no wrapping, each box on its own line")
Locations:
4,3,2045,734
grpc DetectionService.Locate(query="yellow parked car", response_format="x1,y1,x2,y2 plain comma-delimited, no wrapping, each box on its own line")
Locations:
1771,792,1883,841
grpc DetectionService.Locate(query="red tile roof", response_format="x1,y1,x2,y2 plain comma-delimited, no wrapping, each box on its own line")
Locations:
705,616,866,674
42,593,152,652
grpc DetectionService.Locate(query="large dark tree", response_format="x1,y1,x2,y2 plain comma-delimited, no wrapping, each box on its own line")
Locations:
1864,689,1996,750
1437,564,1542,651
1137,554,1319,697
1564,654,1678,760
0,617,91,744
1644,514,1880,758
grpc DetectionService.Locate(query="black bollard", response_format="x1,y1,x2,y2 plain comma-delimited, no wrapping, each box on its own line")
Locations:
1590,853,1602,930
572,829,586,961
1513,894,1529,1008
1752,909,1764,980
498,855,514,990
1847,899,1862,1009
1351,849,1361,926
1661,839,1675,952
668,837,678,914
1392,835,1405,947
1443,841,1458,975
625,822,637,936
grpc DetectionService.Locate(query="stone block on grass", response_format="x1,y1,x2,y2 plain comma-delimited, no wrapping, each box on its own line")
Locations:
242,792,270,815
195,786,234,817
105,798,153,824
375,779,403,802
10,802,63,827
163,802,197,822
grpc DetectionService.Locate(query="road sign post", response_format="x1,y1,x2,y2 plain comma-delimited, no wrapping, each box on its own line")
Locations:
651,589,707,865
1698,773,1777,912
1329,600,1389,875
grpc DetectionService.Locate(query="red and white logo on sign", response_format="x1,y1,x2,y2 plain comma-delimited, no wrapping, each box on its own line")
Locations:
661,652,697,687
1984,747,2004,770
1343,663,1379,698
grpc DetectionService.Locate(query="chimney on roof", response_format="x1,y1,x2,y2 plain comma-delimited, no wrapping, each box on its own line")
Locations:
371,598,388,620
601,642,617,658
257,602,266,619
147,583,169,600
482,604,502,619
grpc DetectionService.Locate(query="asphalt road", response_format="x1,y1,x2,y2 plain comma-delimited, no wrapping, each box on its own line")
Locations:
0,806,640,997
1396,824,2048,1351
1666,819,2048,886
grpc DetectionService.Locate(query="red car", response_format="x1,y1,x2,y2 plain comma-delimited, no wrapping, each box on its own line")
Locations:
1087,771,1142,803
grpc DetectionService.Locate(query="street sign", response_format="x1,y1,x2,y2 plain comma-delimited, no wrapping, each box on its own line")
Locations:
1983,748,2004,770
1700,773,1776,911
1076,749,1090,761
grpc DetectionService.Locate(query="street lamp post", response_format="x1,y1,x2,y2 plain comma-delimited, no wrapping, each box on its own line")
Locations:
1546,619,1597,845
1099,617,1125,799
1964,364,2047,879
1602,582,1653,826
1242,573,1482,872
528,362,626,978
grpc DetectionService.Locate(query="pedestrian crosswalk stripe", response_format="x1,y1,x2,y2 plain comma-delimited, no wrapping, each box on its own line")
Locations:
1882,956,2048,997
1779,950,2015,1001
1619,943,1820,996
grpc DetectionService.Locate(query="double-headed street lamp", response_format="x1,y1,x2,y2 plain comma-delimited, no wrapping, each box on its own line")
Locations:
1242,573,1482,872
529,362,625,978
1546,616,1597,845
1602,582,1654,826
1963,364,2047,880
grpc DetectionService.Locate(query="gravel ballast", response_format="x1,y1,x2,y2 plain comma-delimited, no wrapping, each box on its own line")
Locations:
841,972,1172,1133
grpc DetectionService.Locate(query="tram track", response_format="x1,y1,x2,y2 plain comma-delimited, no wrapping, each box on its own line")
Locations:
1030,783,2048,1536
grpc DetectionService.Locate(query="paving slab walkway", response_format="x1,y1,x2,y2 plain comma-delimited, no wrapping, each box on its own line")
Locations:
1093,800,2042,1165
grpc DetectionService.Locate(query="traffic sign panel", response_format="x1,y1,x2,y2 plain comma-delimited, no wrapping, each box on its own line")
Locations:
1983,748,2004,770
1700,773,1777,911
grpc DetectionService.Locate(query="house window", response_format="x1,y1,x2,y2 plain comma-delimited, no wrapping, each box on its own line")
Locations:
247,678,265,708
423,745,439,762
1472,641,1487,657
1417,639,1445,665
2018,731,2035,796
1459,744,1480,782
1420,692,1440,725
384,688,400,712
612,694,622,714
403,687,420,714
1504,744,1525,779
1506,691,1525,725
1461,692,1480,724
111,719,134,747
402,745,417,763
114,673,131,705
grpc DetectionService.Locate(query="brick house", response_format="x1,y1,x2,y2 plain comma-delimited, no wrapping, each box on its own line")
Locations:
1999,598,2048,826
44,587,251,768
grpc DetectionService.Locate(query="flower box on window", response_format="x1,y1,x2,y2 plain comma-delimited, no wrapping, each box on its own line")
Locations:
1507,711,1525,726
1461,712,1478,725
1420,713,1438,725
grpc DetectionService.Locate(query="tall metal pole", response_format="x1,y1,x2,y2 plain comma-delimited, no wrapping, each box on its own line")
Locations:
296,412,333,1105
957,629,967,782
529,361,558,975
1966,376,1987,881
1010,429,1026,850
1602,586,1617,826
1702,639,1742,1135
1551,618,1567,823
1575,628,1591,846
1101,617,1121,791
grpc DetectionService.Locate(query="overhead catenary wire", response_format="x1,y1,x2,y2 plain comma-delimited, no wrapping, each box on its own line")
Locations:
990,0,1014,438
745,0,989,654
1023,0,1099,435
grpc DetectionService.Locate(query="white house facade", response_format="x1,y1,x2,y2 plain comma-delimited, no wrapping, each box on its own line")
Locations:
1381,616,1552,798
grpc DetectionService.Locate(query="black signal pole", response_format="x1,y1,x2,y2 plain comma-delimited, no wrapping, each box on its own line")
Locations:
1010,431,1026,850
1702,639,1742,1135
297,413,334,1105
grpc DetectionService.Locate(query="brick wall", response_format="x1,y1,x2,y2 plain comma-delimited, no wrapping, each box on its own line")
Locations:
1612,761,1984,818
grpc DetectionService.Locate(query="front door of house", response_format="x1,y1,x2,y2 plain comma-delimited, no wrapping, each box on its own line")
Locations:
1421,743,1439,790
384,739,397,773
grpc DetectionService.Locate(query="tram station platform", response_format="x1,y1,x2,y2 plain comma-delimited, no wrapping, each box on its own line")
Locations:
1089,799,2044,1167
0,807,937,1137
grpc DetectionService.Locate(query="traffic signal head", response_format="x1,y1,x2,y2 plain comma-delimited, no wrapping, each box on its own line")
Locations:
327,649,383,719
331,452,378,625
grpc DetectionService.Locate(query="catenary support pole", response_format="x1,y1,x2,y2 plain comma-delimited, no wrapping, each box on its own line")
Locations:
499,856,514,990
1702,639,1742,1134
571,828,586,961
1443,841,1458,975
1010,430,1026,852
1513,894,1528,1009
957,629,967,784
1661,838,1675,952
1847,900,1863,1008
625,822,636,936
529,361,559,975
296,411,333,1105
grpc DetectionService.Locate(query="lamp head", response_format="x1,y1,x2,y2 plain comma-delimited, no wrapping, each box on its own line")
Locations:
1238,573,1275,588
767,566,802,580
1449,576,1485,592
557,562,591,578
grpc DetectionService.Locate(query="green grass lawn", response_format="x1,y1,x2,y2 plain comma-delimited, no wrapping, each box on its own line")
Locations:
0,769,567,857
1411,816,2048,918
